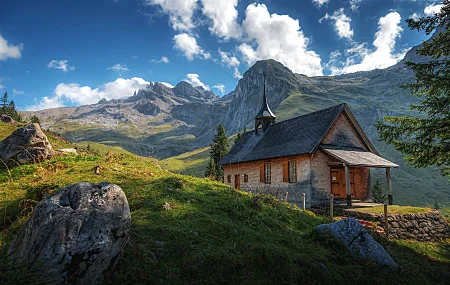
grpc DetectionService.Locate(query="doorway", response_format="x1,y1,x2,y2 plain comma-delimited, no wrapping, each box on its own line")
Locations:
234,174,240,190
330,168,354,198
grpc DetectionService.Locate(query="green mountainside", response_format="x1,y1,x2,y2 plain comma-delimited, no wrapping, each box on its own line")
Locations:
21,29,449,207
1,123,449,285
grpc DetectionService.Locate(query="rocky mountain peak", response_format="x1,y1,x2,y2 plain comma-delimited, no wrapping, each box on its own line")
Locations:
173,81,217,101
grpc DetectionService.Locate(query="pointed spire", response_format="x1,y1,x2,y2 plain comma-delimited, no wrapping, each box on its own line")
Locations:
255,73,276,119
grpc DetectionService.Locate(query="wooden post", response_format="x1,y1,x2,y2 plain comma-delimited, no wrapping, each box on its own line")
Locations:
384,204,389,238
284,191,289,203
302,193,306,211
345,164,352,207
330,195,334,219
386,168,393,205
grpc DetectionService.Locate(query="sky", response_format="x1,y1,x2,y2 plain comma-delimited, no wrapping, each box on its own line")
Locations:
0,0,444,111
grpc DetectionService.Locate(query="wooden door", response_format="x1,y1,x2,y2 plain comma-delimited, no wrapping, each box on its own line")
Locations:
330,168,354,198
234,175,240,190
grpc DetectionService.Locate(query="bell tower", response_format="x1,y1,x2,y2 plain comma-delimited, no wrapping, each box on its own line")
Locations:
255,73,276,134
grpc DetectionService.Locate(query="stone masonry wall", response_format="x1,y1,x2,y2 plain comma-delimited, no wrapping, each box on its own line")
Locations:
339,209,450,241
380,212,450,241
223,154,311,203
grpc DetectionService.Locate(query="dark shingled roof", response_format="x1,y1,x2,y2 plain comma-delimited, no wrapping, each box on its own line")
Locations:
219,104,347,165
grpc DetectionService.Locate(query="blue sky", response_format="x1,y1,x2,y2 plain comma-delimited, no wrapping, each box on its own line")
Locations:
0,0,444,110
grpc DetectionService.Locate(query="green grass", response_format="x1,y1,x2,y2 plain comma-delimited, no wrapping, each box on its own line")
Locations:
1,125,450,284
159,147,210,177
347,205,434,215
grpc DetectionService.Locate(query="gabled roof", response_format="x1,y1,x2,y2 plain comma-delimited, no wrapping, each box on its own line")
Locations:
320,145,398,168
220,103,365,165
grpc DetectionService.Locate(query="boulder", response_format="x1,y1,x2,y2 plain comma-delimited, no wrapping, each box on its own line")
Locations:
315,218,398,269
8,182,131,285
0,123,52,163
0,114,15,123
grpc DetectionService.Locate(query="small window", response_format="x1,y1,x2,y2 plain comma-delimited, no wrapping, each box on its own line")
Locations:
264,163,271,183
227,175,231,183
289,161,297,183
244,174,248,182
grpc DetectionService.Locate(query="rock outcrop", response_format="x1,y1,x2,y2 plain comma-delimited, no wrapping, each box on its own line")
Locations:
8,182,131,285
0,114,15,123
0,123,52,163
315,218,398,269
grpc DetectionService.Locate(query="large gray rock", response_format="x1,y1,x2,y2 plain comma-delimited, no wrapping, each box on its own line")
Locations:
8,182,131,285
0,114,15,123
0,123,52,162
315,218,398,269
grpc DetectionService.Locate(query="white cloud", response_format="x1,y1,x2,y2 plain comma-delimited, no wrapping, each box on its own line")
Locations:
424,3,443,16
107,63,129,75
410,12,420,21
350,0,362,12
238,3,323,76
132,55,139,59
213,83,225,95
12,89,24,95
148,0,198,31
200,0,241,39
27,96,65,111
183,73,210,90
320,8,354,40
219,49,242,79
0,84,5,90
0,34,23,60
312,0,329,7
173,33,210,60
160,82,174,88
48,60,75,72
150,56,170,63
27,77,150,111
329,11,404,75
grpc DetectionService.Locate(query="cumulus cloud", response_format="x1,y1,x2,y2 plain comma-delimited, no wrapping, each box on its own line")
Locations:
320,8,354,40
12,89,24,95
312,0,329,7
238,3,323,76
0,34,23,60
48,60,75,72
213,83,225,95
173,33,210,60
350,0,362,12
424,3,443,16
183,73,210,90
27,77,150,111
410,12,420,21
200,0,241,39
148,0,198,31
150,56,170,63
160,82,174,88
107,63,129,75
328,11,404,75
219,49,242,78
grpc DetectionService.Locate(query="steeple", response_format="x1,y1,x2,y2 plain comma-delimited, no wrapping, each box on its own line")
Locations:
255,73,276,134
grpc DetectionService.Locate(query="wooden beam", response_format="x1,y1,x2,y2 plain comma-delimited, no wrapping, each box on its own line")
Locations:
345,164,352,207
386,167,393,205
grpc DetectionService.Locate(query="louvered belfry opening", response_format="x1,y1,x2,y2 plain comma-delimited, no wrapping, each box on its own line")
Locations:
255,73,276,134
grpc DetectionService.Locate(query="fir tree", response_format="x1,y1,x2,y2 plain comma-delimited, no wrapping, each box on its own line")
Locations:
376,1,450,176
204,158,217,180
234,126,248,144
205,125,229,181
30,115,40,124
0,92,8,107
371,179,386,204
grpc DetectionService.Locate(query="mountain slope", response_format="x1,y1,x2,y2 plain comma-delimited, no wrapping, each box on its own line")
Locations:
1,123,449,285
22,27,450,207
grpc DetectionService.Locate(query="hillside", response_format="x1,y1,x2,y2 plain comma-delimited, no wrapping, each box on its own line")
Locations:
1,122,449,285
21,27,450,208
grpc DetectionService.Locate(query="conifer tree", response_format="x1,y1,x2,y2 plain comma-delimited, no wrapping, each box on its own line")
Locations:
205,125,229,181
0,92,8,107
371,179,386,204
30,115,40,124
376,1,450,176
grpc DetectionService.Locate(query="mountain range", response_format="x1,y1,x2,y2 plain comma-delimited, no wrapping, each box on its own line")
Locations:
23,28,449,207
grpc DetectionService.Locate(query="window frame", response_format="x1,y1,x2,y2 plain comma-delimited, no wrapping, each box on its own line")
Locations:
288,160,297,183
264,163,271,184
244,174,248,183
227,175,231,183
